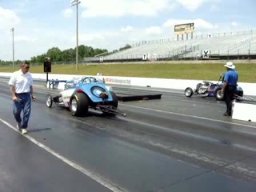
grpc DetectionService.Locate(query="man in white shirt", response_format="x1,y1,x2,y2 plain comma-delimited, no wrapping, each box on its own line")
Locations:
8,61,35,134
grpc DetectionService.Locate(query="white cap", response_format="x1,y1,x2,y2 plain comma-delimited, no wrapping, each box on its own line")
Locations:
224,61,235,69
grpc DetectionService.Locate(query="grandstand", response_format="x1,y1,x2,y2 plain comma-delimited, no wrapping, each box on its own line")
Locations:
85,30,256,62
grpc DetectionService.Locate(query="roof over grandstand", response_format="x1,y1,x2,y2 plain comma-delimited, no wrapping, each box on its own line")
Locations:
0,0,256,60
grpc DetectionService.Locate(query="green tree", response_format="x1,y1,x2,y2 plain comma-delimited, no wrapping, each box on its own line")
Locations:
31,54,47,64
93,48,108,56
62,48,75,61
46,47,62,62
29,45,109,63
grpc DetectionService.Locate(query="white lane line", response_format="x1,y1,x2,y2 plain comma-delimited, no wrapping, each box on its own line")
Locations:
120,104,256,129
0,118,127,192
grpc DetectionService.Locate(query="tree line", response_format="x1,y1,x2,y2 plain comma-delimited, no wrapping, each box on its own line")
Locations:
0,44,132,66
31,45,108,64
0,45,108,66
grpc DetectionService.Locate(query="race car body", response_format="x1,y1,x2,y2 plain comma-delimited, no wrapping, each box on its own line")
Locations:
184,75,243,100
46,77,125,117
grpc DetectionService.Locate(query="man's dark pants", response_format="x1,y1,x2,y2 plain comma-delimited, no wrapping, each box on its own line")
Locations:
224,85,236,116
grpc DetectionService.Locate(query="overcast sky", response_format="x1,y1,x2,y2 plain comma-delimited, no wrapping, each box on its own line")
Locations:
0,0,255,61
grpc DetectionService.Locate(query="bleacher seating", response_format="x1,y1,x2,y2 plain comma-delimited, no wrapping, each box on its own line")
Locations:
86,30,256,62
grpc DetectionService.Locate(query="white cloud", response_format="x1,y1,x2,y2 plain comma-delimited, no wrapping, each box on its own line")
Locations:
79,33,105,42
177,0,205,11
177,0,221,12
121,26,134,32
62,8,73,18
80,0,173,17
15,35,37,43
209,3,219,12
194,18,216,29
0,7,20,29
231,21,238,27
78,31,123,50
145,26,163,35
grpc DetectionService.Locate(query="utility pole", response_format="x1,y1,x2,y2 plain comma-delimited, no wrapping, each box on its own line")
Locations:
11,27,15,69
71,0,81,70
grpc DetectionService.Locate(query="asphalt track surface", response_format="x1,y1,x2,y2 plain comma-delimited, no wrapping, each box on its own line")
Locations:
0,78,256,192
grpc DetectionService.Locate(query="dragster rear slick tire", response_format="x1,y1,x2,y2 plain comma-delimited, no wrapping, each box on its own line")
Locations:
70,93,89,117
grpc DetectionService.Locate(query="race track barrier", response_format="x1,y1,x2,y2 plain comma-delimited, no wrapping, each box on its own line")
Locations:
46,79,67,89
1,72,256,123
233,101,256,122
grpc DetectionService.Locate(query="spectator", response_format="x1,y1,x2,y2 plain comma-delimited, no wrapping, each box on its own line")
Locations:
8,61,35,134
221,61,238,116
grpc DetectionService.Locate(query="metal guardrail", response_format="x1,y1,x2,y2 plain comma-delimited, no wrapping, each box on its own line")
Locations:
47,79,67,89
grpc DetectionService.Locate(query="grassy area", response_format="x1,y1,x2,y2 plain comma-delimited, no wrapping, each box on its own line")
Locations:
1,62,255,82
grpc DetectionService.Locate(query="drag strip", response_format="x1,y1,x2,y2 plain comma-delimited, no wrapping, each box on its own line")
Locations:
0,79,256,192
0,118,126,192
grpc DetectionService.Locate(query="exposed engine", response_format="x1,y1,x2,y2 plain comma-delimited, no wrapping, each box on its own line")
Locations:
198,85,208,94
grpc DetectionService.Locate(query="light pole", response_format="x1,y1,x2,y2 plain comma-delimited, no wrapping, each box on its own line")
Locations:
11,27,15,69
71,0,81,70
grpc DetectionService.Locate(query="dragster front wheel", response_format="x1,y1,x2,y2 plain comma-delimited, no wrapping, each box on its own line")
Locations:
46,95,53,108
184,87,193,97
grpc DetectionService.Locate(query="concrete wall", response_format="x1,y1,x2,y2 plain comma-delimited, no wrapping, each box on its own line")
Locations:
1,72,255,96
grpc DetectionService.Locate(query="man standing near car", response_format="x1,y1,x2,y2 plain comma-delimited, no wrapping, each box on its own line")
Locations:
8,61,35,134
221,61,238,116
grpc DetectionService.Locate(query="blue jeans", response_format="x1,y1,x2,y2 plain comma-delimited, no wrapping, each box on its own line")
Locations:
13,93,31,129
